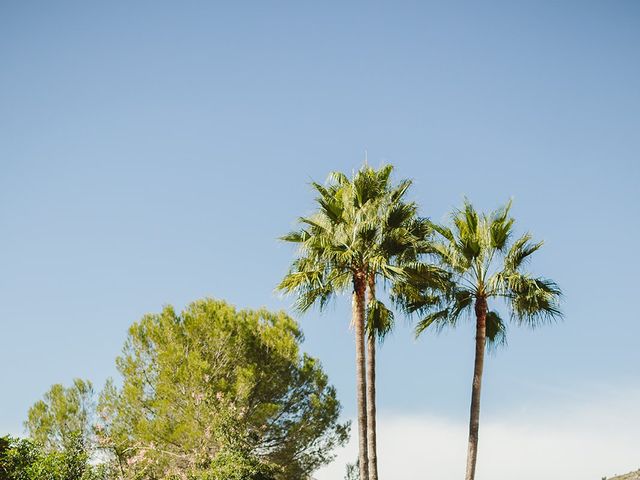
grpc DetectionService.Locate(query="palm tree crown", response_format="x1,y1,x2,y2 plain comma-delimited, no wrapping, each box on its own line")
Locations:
278,165,426,315
397,199,562,339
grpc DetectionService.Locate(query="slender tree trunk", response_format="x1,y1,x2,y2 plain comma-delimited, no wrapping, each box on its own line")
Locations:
353,273,369,480
465,296,487,480
366,275,379,480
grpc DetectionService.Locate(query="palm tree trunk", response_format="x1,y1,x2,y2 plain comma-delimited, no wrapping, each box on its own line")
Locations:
465,296,487,480
353,273,369,480
366,275,379,480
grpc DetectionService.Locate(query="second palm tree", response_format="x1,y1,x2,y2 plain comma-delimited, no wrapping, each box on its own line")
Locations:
395,200,562,480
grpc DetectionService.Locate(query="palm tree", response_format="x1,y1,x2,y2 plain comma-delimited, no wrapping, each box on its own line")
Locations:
395,200,562,480
278,164,424,480
364,181,434,480
365,281,394,480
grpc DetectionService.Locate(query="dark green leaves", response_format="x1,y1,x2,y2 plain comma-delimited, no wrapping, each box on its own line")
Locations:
366,300,395,341
415,309,452,336
398,198,562,342
485,311,507,349
505,274,563,327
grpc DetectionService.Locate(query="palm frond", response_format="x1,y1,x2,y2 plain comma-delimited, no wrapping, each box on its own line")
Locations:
415,309,451,337
328,171,349,186
367,299,395,342
485,310,507,350
428,220,455,243
389,178,412,203
497,273,563,327
280,230,309,243
504,233,543,271
489,211,514,251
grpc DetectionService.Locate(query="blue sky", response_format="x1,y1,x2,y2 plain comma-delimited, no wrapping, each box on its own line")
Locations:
1,1,639,476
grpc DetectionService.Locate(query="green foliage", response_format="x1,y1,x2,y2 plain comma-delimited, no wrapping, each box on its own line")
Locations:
395,199,562,344
25,379,94,451
278,163,428,334
96,298,348,480
366,300,395,342
0,434,107,480
200,449,279,480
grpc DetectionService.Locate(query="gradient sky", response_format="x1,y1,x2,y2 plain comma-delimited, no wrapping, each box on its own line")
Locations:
1,1,639,476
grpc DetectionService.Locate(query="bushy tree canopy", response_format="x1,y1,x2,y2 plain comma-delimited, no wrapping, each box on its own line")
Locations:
97,298,348,480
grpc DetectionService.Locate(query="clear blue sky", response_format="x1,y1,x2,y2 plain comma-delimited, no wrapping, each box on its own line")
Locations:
1,0,638,439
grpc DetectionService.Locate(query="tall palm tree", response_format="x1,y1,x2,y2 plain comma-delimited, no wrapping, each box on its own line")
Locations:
278,164,424,480
365,281,394,480
361,175,429,480
366,180,434,480
395,200,562,480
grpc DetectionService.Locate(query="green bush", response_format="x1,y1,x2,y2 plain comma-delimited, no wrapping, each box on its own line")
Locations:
0,433,105,480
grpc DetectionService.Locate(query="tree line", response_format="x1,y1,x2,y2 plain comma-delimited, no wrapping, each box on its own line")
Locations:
1,163,562,480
